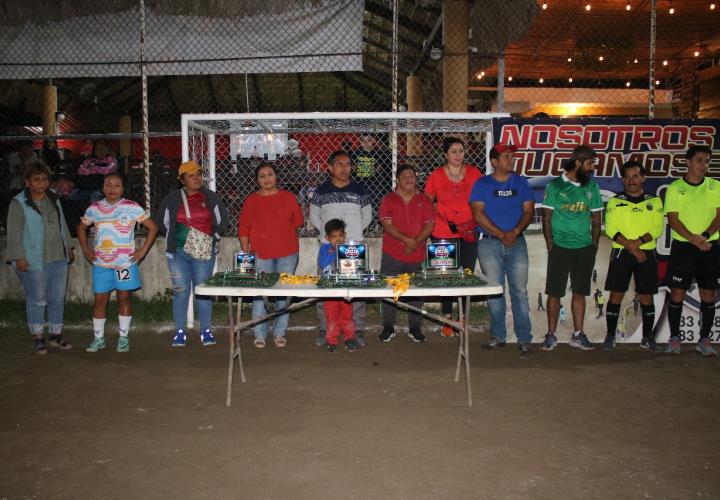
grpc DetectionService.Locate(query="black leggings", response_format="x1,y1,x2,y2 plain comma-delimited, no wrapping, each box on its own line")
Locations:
438,238,478,316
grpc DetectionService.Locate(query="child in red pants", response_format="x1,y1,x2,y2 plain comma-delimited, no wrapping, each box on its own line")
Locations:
318,219,359,354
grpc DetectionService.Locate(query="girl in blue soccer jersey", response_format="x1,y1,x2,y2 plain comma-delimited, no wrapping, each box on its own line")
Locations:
77,173,158,353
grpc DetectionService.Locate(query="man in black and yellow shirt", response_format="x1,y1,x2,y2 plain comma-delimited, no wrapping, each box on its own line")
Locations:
664,145,720,356
602,161,664,351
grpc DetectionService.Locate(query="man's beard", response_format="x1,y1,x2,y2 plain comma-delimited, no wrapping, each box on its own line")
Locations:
575,168,592,186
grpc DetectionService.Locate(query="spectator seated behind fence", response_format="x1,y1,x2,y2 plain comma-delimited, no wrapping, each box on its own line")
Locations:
71,141,118,203
6,142,38,197
350,133,392,219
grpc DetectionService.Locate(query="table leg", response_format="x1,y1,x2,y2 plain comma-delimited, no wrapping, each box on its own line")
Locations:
226,296,235,407
236,298,246,383
463,296,473,407
454,296,464,382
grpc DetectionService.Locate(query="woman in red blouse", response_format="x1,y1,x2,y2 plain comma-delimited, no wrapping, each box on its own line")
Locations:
238,163,304,348
424,137,483,337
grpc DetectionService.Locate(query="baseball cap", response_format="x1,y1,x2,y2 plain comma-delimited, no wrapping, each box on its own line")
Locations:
178,160,201,179
493,143,518,154
489,143,518,159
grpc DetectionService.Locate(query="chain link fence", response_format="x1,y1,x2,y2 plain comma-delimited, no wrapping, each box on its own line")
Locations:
1,0,719,234
184,114,491,236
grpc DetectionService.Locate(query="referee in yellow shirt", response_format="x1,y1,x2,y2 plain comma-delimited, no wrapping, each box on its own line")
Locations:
664,145,720,356
602,161,664,351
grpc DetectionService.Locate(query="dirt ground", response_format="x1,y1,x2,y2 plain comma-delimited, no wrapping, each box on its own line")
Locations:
2,308,720,500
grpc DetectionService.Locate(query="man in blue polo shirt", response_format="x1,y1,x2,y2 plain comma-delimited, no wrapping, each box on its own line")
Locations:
470,143,535,354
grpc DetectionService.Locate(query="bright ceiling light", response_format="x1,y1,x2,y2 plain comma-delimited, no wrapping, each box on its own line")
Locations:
585,3,591,11
626,1,631,10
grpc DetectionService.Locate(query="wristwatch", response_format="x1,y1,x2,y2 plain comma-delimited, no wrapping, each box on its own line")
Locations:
701,231,711,239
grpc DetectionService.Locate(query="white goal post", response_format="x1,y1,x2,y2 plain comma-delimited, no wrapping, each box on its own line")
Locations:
181,112,509,234
179,111,509,327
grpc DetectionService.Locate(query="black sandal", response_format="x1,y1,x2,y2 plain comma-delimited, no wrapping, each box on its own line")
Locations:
48,334,72,350
34,338,48,355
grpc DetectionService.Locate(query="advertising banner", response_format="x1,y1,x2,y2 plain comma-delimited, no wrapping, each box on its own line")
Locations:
492,118,720,343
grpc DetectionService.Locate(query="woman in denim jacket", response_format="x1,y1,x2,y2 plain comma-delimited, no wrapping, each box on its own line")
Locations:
6,161,75,354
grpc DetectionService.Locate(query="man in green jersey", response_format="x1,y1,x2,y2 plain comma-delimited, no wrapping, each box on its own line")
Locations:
540,145,603,351
664,145,720,356
602,161,664,351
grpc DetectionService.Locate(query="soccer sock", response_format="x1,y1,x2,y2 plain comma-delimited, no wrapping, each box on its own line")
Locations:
118,315,132,338
667,301,683,339
699,302,715,340
92,318,106,339
641,304,655,340
605,302,621,338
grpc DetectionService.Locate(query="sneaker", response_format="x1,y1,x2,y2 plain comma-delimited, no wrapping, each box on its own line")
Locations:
665,336,681,354
200,329,216,346
345,338,359,352
518,342,534,354
355,331,367,347
695,338,718,357
327,343,338,354
482,336,507,350
48,334,72,350
172,329,187,347
116,336,130,353
408,328,426,343
639,337,660,352
569,332,596,351
315,332,327,348
86,337,106,353
34,338,48,355
440,325,456,338
378,327,396,343
601,334,616,351
540,332,558,351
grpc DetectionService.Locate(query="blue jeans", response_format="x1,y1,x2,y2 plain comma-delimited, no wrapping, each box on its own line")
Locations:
476,235,532,343
16,260,69,335
166,248,216,332
252,253,299,339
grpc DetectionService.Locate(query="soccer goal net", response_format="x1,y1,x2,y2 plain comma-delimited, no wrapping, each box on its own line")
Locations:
181,112,507,237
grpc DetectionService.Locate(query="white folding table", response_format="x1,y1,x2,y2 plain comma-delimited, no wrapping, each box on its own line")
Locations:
194,279,502,407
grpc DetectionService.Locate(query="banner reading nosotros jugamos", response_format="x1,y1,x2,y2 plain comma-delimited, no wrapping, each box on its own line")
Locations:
492,118,720,343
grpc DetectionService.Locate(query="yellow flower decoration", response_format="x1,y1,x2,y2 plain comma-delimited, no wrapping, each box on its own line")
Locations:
279,273,320,285
385,273,412,302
